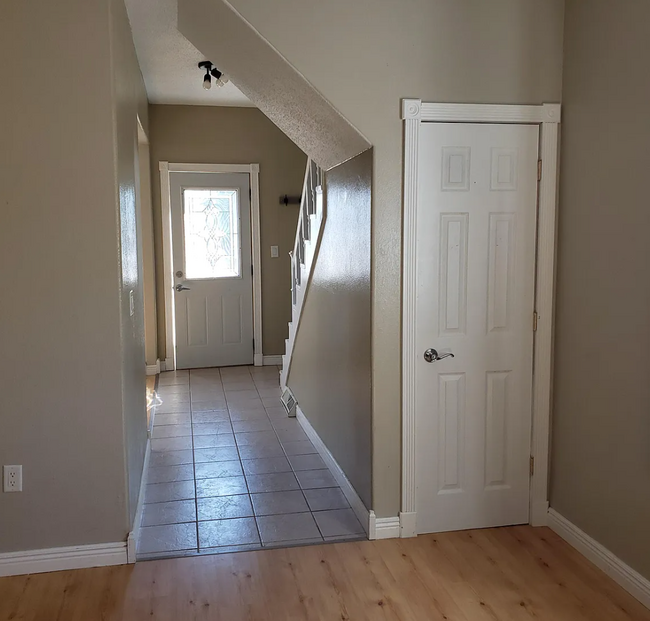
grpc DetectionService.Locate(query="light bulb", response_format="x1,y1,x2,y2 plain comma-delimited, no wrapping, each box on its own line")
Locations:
203,73,212,90
220,74,230,85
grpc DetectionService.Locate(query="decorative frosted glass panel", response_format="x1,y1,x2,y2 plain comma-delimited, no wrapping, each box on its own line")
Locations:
183,189,241,279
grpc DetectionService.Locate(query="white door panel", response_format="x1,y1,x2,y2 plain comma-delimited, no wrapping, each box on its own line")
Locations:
415,123,539,533
171,172,253,369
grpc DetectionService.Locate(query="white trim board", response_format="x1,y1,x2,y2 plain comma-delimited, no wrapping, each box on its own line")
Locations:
295,406,369,536
127,438,151,563
368,513,400,540
146,359,160,376
548,509,650,610
263,355,282,366
0,543,127,578
159,162,263,371
400,100,561,536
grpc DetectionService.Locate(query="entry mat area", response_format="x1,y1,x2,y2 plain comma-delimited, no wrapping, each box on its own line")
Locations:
138,366,366,559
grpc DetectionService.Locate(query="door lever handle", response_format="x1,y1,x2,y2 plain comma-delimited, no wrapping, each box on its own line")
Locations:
424,348,455,363
175,284,191,292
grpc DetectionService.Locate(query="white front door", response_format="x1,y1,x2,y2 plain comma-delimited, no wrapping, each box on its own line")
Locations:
415,123,539,533
170,172,253,369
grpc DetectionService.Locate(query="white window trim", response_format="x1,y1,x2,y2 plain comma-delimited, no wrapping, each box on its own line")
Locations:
159,162,263,370
400,100,561,537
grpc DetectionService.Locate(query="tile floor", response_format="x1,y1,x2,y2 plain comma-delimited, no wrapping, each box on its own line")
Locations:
138,365,366,559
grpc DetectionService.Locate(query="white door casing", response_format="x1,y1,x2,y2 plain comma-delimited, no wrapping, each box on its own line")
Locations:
159,163,262,371
171,171,253,369
415,123,538,533
401,101,561,537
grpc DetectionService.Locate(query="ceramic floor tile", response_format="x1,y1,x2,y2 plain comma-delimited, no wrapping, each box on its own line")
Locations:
197,495,254,521
226,389,260,402
270,418,302,432
156,403,193,415
241,456,292,475
256,388,281,399
147,464,194,484
154,413,191,426
256,513,321,545
151,436,193,452
194,460,243,479
266,407,290,419
145,480,196,504
157,395,191,407
142,499,196,527
192,422,233,436
149,449,194,468
223,382,257,392
199,518,260,548
191,401,228,412
282,441,317,456
194,447,240,463
157,384,190,394
251,491,309,516
138,523,197,555
288,453,327,471
232,419,273,433
262,396,282,409
151,424,192,439
235,431,280,446
245,472,299,493
192,434,236,449
237,443,285,459
191,411,230,423
275,428,309,443
303,487,349,512
295,469,338,489
313,508,365,537
228,408,269,421
196,476,248,498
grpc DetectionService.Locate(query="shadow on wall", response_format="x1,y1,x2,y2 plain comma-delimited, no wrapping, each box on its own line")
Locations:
288,149,373,509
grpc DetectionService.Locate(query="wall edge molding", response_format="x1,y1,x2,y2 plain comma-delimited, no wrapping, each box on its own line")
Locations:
548,508,650,610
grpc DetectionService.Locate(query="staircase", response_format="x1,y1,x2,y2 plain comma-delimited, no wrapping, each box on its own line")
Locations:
281,158,325,389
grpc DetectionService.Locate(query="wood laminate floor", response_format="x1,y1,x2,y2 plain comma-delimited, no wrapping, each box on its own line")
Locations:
1,526,648,621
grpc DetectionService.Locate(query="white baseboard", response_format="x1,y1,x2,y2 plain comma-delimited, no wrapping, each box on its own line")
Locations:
127,439,151,563
548,508,650,609
368,512,400,540
254,353,263,367
399,511,417,538
146,359,161,376
0,542,127,577
263,355,283,366
295,405,370,536
160,357,174,372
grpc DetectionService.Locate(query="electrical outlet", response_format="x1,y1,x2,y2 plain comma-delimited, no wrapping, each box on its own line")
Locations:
270,245,279,258
3,465,22,492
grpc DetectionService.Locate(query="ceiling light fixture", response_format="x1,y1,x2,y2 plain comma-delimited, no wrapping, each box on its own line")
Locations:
198,61,230,90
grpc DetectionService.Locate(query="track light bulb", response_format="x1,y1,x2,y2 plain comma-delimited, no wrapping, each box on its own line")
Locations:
203,72,212,90
219,74,230,86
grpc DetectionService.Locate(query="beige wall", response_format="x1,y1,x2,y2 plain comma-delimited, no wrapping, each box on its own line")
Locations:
0,0,148,550
288,150,373,508
111,0,150,526
221,0,565,517
148,105,307,358
551,0,650,579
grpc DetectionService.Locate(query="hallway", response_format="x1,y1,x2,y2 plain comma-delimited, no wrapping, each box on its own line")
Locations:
139,366,365,559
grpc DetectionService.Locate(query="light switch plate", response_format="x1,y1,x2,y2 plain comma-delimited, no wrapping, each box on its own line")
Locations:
270,246,279,258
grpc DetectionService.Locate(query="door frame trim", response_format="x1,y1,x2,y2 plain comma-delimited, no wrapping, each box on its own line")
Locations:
400,101,561,537
159,162,262,370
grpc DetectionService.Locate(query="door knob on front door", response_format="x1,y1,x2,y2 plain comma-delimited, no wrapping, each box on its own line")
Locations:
175,284,191,292
424,348,455,363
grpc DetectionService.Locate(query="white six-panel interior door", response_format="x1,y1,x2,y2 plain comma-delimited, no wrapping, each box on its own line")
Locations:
415,123,539,534
170,171,254,370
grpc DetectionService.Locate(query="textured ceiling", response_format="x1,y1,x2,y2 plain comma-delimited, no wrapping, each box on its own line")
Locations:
124,0,253,107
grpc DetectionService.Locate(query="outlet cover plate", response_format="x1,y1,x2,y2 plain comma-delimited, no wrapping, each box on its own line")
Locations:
4,465,22,492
